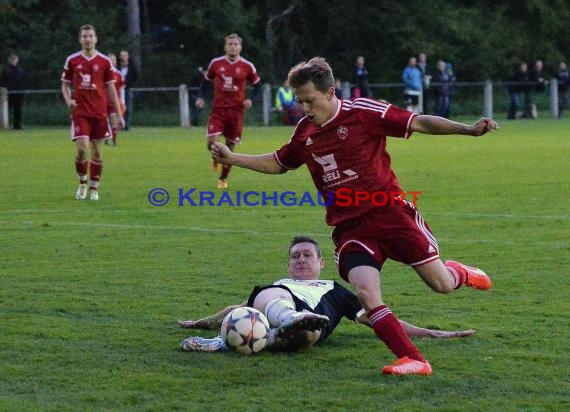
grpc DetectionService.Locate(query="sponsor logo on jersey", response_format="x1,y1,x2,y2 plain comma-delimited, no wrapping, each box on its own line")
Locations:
312,152,359,185
337,125,348,140
305,137,314,146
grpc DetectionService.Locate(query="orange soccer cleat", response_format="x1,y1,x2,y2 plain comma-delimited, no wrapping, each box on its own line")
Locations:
217,179,228,189
446,260,492,290
382,356,432,376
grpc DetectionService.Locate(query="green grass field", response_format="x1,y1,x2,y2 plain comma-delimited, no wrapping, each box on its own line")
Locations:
1,119,569,411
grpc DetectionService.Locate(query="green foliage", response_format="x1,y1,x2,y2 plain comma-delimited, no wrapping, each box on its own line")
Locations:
1,120,569,409
0,1,568,88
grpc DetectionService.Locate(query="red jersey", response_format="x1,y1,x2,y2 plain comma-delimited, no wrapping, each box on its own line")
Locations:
274,98,416,226
205,56,260,110
61,51,115,118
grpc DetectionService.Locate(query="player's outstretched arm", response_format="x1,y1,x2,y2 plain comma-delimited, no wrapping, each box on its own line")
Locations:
177,301,247,330
400,320,475,339
210,141,285,174
356,313,474,339
411,115,499,137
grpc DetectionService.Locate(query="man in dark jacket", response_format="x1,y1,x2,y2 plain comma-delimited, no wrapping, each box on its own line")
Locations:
0,53,24,129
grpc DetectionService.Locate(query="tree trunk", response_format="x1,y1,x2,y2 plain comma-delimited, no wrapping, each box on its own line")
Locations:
127,0,142,73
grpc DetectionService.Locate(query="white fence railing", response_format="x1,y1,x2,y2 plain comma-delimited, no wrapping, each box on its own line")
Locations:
0,80,564,129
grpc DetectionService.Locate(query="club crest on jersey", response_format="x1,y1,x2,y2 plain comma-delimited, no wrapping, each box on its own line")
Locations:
337,126,348,140
93,64,99,72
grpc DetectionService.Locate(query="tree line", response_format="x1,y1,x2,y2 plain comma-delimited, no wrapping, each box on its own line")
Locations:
0,0,568,89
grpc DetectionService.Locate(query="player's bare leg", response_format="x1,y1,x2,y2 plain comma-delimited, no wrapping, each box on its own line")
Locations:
414,259,492,292
74,139,89,199
347,264,432,376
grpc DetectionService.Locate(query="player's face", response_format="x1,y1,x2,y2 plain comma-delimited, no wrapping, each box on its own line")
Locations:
79,29,97,52
224,39,242,59
288,242,324,280
294,81,337,126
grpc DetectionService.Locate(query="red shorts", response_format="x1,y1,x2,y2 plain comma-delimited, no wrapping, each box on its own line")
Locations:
332,200,440,281
207,108,244,144
71,115,112,141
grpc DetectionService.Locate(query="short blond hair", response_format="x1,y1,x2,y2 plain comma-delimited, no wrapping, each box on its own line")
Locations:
224,33,242,44
79,24,96,36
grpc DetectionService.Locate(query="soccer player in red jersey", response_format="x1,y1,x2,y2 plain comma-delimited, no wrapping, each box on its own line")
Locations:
105,53,126,146
195,33,261,189
211,57,499,376
61,24,124,201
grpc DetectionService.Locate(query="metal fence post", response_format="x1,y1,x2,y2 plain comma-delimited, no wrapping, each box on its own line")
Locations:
179,84,190,128
262,83,272,126
483,80,493,118
550,79,559,118
1,88,8,129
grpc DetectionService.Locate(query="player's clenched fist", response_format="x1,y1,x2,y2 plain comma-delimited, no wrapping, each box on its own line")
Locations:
469,117,499,136
210,141,232,164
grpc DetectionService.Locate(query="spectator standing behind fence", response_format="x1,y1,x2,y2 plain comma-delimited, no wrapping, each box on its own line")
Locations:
444,62,456,118
557,62,568,118
190,67,206,126
275,80,302,125
508,62,530,120
354,56,370,98
433,60,455,118
334,78,343,99
527,60,547,118
119,50,138,131
402,56,422,114
417,52,431,114
0,53,24,130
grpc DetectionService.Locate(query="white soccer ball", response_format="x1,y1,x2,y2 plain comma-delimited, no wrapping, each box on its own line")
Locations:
221,307,270,355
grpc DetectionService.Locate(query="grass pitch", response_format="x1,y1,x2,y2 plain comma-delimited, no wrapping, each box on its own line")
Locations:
1,119,569,411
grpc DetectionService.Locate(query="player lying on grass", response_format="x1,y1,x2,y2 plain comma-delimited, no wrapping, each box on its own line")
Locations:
178,236,474,352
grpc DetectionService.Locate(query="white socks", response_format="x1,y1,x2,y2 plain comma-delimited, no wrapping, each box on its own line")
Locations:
264,298,296,327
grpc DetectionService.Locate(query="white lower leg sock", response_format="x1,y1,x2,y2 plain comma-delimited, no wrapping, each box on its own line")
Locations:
264,298,297,327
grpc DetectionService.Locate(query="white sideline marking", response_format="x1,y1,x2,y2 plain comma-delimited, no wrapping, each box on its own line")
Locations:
0,208,568,220
1,220,567,247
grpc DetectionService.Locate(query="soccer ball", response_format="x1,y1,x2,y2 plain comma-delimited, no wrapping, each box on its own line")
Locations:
221,307,270,355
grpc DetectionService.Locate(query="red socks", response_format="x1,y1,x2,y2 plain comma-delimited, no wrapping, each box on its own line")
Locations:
445,260,468,289
89,160,102,191
368,305,425,362
75,159,88,184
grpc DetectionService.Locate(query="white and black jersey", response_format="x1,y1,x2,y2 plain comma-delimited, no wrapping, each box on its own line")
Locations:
247,278,364,341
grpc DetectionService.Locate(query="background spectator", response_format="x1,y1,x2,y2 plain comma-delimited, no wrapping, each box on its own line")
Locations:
433,60,453,118
335,78,343,99
508,62,530,119
275,80,302,125
527,60,547,118
354,56,370,98
557,62,568,118
417,52,431,114
0,53,24,129
119,50,138,131
402,56,422,113
444,62,456,118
